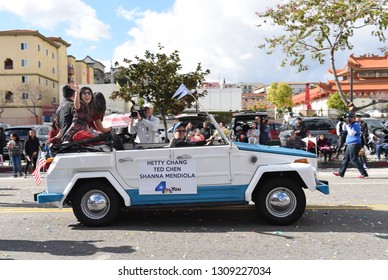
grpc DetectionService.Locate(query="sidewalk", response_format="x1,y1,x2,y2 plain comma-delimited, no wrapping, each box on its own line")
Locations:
317,158,388,169
0,162,27,174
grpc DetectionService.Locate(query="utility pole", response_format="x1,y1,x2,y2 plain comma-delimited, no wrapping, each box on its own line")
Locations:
350,67,353,102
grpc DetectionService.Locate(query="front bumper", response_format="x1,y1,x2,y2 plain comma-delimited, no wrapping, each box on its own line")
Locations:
34,192,64,204
316,179,329,195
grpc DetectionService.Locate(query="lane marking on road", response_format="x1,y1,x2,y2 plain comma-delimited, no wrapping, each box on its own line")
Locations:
0,208,72,213
1,204,388,213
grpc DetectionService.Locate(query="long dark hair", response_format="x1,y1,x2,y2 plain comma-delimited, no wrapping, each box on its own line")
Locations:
51,119,60,130
93,92,107,120
10,133,20,143
79,86,94,118
27,129,37,140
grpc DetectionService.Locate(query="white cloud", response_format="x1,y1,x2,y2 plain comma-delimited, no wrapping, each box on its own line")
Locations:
0,0,110,41
116,5,143,21
112,0,279,83
112,0,387,84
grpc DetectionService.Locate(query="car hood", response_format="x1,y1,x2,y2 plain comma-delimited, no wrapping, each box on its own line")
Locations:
234,142,316,158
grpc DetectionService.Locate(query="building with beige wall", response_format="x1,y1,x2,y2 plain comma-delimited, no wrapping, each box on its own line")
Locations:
67,55,76,84
0,30,70,125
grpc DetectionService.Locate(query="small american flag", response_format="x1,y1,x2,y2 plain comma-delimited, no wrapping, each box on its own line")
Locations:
32,156,47,185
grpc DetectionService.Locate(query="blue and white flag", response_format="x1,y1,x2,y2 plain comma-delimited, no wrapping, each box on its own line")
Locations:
172,83,190,99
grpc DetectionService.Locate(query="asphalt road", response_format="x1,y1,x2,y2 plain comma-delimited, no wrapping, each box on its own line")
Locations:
0,167,387,261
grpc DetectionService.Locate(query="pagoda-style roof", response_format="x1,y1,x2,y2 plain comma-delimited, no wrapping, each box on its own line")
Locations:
328,54,388,76
294,54,388,105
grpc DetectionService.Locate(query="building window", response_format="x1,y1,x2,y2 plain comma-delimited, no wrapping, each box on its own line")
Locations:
5,91,14,103
21,59,29,67
52,67,56,74
52,97,57,104
38,77,42,84
52,52,55,59
38,92,43,100
46,49,49,56
22,92,29,100
38,61,42,68
46,79,48,86
21,76,29,83
4,58,13,70
52,81,56,88
38,44,41,52
21,43,28,50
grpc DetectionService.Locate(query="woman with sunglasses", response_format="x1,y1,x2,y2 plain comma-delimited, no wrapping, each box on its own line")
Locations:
62,84,94,142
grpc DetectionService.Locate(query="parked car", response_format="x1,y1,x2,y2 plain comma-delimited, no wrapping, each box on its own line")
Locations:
279,117,338,147
229,111,281,145
362,118,388,154
3,125,51,158
0,122,11,130
267,121,282,145
364,110,388,118
35,116,329,227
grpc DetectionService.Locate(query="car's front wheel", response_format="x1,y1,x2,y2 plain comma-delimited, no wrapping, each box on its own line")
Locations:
72,181,122,226
254,178,306,225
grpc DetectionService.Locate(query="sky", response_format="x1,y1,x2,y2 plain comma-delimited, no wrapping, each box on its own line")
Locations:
0,0,386,85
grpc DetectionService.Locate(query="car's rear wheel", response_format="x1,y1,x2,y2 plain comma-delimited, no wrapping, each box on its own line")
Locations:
72,181,122,226
255,178,306,225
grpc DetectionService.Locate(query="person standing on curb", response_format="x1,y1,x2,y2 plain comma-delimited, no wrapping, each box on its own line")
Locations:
129,103,160,144
24,129,40,177
335,116,347,159
6,133,23,177
0,127,6,162
292,117,307,139
333,112,369,178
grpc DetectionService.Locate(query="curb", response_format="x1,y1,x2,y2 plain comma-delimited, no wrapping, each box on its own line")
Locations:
317,159,388,169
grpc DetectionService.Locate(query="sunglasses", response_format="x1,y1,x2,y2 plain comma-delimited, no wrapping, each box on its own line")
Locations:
175,130,186,133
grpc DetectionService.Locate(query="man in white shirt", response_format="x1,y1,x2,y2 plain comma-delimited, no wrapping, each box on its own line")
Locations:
129,103,160,143
335,116,347,159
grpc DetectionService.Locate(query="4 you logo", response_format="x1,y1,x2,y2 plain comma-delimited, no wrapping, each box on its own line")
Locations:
138,159,197,195
154,181,182,194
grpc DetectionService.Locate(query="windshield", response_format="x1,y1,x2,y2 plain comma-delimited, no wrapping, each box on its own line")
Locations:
4,128,30,137
364,119,385,130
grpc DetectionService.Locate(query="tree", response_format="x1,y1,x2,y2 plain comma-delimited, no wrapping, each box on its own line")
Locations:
111,44,210,141
13,82,45,124
327,92,348,115
266,82,294,117
0,90,5,117
244,100,273,112
257,0,388,111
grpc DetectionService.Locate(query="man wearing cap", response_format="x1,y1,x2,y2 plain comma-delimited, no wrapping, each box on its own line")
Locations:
333,112,369,178
129,103,160,143
169,122,192,147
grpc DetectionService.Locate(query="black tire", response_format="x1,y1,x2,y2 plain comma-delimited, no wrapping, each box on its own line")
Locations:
72,180,122,226
254,178,306,225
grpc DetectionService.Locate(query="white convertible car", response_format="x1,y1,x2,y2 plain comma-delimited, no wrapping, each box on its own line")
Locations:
35,116,329,227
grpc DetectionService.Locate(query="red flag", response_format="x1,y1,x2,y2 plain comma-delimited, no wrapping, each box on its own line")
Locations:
32,157,47,185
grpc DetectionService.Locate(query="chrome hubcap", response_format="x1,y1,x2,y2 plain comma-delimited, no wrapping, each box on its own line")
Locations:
81,190,110,220
266,187,296,218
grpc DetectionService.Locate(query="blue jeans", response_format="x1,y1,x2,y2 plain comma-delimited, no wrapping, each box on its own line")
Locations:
11,155,22,175
376,143,388,160
338,143,368,177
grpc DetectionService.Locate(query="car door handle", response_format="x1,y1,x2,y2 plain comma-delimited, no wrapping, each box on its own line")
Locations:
176,154,191,159
119,157,133,163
